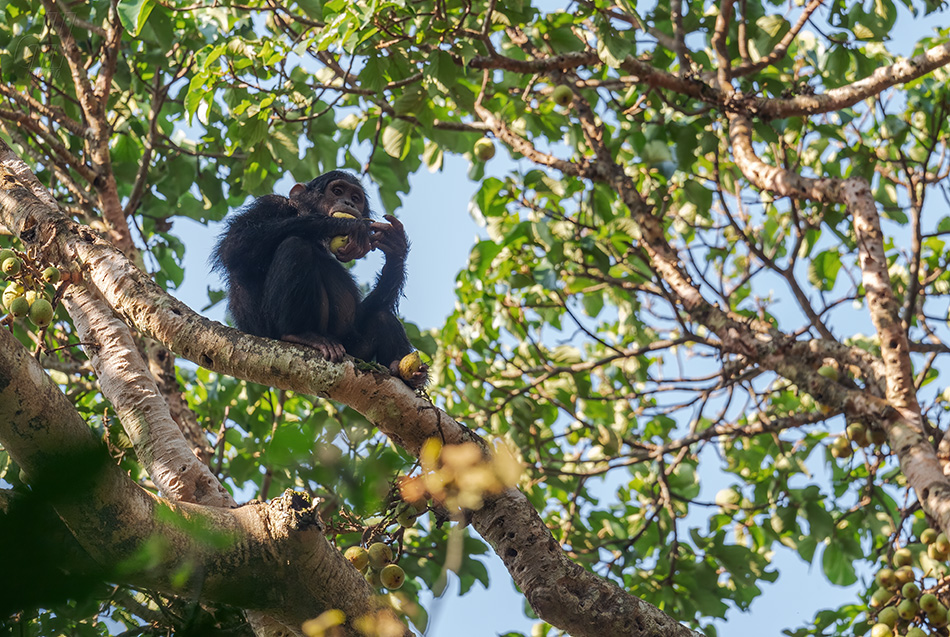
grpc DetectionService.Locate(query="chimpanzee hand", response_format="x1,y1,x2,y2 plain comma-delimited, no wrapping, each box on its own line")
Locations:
334,218,373,263
282,332,346,362
370,215,409,259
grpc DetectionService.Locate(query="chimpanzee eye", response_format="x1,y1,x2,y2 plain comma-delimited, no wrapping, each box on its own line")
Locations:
332,186,343,196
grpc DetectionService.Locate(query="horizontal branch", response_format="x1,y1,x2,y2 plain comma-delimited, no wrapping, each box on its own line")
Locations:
0,328,400,634
753,41,950,118
0,139,700,637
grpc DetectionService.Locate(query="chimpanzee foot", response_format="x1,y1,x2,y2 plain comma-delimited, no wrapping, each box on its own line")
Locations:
282,333,346,363
390,353,429,389
406,364,429,389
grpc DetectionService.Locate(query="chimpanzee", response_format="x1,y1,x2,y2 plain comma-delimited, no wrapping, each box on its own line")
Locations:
211,170,428,388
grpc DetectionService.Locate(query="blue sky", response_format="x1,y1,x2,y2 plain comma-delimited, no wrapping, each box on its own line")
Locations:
172,5,945,635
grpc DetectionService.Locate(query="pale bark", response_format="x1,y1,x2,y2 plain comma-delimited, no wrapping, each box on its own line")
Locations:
725,79,950,537
0,326,408,637
0,144,701,637
63,283,232,507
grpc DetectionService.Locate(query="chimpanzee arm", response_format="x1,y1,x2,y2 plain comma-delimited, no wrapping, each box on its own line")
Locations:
360,215,409,317
212,196,371,277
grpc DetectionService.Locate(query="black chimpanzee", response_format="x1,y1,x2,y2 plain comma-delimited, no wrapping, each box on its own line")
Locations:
211,170,428,388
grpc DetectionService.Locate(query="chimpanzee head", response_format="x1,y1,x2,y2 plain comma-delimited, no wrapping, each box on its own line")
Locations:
289,170,371,218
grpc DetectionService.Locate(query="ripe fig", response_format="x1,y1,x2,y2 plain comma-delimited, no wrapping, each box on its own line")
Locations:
473,138,496,161
398,351,423,380
344,546,369,572
380,564,405,590
367,542,393,569
29,298,53,327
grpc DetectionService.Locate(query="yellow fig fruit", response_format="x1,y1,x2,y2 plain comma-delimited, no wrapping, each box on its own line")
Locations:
869,624,893,637
551,84,573,107
380,564,405,590
367,542,393,570
398,351,423,380
2,283,23,308
473,138,495,161
344,546,369,572
329,212,356,255
329,235,349,252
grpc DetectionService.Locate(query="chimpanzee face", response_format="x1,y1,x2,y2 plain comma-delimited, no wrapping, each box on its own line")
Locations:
289,170,370,218
322,178,367,217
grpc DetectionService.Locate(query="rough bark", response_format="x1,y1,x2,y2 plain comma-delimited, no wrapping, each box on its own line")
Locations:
0,326,409,636
0,142,701,637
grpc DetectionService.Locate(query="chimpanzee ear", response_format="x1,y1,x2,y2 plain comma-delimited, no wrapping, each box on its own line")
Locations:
289,183,307,198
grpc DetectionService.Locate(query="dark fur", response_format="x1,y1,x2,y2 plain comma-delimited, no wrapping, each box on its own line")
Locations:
211,170,415,370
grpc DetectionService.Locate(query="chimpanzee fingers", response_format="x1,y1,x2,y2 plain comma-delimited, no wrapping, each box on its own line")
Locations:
327,342,347,363
336,240,370,262
382,214,404,231
314,340,345,363
388,360,429,389
283,333,347,363
407,364,429,389
369,223,408,255
372,237,407,256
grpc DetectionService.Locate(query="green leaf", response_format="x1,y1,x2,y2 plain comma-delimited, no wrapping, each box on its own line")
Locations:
641,140,673,164
821,541,858,585
117,0,155,36
807,250,842,292
382,120,413,160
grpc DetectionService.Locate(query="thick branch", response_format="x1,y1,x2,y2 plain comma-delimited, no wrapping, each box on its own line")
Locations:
64,283,231,506
0,330,405,635
725,97,950,539
0,141,699,637
753,40,950,118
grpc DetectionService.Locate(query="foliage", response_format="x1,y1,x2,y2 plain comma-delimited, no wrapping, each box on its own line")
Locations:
2,0,950,635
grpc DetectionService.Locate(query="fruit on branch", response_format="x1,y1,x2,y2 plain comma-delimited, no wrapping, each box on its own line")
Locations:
28,298,53,327
2,257,21,276
380,564,405,590
8,295,28,317
473,138,495,161
344,546,369,572
42,267,61,284
893,548,913,568
551,84,573,107
367,542,393,569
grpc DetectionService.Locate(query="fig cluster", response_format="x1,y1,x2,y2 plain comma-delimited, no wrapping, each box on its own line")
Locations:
829,420,888,459
343,542,406,591
867,530,950,637
0,248,60,329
